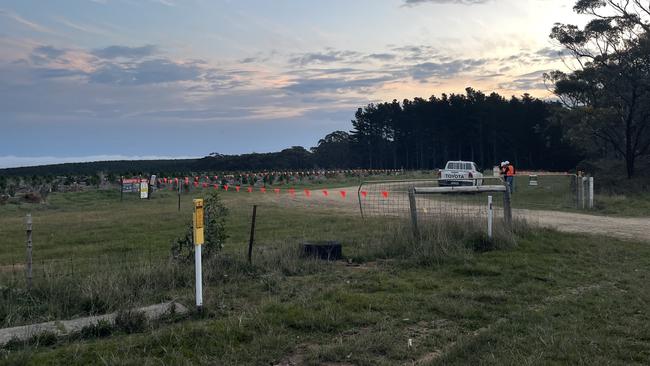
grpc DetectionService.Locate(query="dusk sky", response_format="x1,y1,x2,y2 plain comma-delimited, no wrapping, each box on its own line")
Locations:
0,0,585,168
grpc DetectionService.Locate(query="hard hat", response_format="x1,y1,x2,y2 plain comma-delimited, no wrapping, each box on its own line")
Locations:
505,161,510,165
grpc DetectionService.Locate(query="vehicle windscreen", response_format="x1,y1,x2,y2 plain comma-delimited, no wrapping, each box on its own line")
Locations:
446,162,472,170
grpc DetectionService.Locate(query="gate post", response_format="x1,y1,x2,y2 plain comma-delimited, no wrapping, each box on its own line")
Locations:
408,187,419,238
503,185,512,228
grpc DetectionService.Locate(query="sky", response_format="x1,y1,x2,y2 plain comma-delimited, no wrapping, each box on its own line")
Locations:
0,0,586,168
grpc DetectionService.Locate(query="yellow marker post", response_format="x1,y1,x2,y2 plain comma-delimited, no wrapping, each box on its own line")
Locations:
193,199,204,309
193,199,205,245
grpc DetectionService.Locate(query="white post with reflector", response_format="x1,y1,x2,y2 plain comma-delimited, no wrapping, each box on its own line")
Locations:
193,199,205,310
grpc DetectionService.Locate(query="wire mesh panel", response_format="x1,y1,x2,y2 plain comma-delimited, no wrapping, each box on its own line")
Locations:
509,174,580,211
359,177,507,222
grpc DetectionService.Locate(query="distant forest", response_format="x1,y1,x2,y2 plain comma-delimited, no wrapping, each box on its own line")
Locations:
316,88,581,171
1,88,583,177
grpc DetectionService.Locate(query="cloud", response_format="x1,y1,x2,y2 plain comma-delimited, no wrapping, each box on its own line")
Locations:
0,9,57,34
366,53,397,61
403,0,491,6
33,67,86,79
91,45,158,59
283,75,394,94
497,70,550,91
30,45,66,64
54,16,116,37
390,45,440,62
409,58,487,81
289,50,362,66
535,47,568,59
88,59,202,85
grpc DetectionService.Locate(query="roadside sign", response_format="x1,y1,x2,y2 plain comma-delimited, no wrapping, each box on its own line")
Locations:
121,178,140,193
140,181,149,199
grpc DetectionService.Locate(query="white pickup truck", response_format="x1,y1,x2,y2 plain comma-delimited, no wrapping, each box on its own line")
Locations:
438,161,483,186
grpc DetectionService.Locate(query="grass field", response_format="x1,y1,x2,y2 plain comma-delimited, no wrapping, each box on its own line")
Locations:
1,184,649,365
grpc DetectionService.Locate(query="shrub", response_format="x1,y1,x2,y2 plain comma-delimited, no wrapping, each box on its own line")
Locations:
23,192,42,203
79,319,113,339
171,190,228,261
114,310,147,334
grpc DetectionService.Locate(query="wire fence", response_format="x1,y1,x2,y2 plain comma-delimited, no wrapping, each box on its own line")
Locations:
0,251,176,285
359,174,589,218
0,173,593,287
359,177,507,221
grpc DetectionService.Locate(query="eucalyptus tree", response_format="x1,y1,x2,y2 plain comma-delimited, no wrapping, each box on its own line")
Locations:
547,0,650,178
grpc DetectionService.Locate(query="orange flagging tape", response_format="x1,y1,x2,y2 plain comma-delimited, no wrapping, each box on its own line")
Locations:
235,186,241,192
304,189,311,197
340,190,347,199
361,191,367,198
322,190,329,197
381,191,389,199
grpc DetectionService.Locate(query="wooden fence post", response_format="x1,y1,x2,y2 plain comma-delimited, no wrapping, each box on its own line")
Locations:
25,213,33,290
588,177,594,209
408,187,419,238
177,182,181,212
503,186,512,228
248,205,257,264
487,195,493,239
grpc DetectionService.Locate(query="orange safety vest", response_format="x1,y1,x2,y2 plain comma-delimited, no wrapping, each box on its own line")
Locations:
506,165,515,176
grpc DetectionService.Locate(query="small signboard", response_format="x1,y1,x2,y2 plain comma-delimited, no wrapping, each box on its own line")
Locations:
140,181,149,199
121,178,141,193
529,175,539,186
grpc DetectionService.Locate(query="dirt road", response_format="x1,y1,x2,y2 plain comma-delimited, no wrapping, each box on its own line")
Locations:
516,208,650,242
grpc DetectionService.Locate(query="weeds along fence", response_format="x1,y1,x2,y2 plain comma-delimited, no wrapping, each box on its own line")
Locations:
0,251,186,286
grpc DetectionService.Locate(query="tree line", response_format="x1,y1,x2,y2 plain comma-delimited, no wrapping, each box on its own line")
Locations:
312,89,580,171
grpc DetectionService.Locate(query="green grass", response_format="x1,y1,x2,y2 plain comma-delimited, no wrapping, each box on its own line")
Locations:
1,187,650,365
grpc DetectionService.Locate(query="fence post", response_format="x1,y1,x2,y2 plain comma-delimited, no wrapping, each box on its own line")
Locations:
177,181,181,212
503,186,512,228
357,184,365,219
25,213,33,290
248,205,257,264
582,177,588,210
588,177,594,209
487,196,493,239
575,175,580,209
408,187,419,238
193,199,205,311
